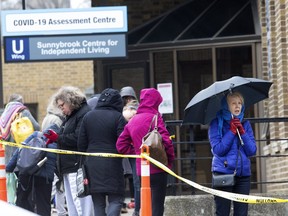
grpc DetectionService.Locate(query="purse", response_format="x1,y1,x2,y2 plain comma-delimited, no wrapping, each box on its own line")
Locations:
212,148,240,188
212,173,235,187
76,157,90,198
142,114,168,166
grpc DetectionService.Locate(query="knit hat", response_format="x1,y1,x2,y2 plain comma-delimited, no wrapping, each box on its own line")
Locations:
120,86,137,100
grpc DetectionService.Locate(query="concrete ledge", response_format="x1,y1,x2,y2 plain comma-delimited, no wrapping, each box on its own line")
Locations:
164,193,288,216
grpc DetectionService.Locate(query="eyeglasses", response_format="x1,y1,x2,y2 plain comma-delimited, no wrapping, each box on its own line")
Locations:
58,102,65,109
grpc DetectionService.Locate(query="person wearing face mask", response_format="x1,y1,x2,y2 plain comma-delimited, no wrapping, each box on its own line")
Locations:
208,92,257,216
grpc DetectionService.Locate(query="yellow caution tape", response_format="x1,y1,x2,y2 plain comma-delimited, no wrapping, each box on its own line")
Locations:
142,154,288,204
1,139,287,203
0,140,140,159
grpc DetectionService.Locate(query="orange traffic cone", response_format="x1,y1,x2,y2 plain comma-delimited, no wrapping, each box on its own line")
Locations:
140,144,152,216
0,144,7,201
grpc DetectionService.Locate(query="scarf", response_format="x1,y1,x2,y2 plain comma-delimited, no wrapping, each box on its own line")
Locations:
0,102,26,139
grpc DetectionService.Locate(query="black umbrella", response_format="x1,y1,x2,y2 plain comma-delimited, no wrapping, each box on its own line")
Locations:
183,76,273,125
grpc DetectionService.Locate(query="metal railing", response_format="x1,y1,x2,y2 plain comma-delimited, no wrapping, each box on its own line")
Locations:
164,117,288,195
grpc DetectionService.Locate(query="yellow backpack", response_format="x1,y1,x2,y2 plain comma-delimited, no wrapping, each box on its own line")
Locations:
11,113,34,144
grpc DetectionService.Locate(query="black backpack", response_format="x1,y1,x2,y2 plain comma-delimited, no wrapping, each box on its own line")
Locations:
16,136,47,175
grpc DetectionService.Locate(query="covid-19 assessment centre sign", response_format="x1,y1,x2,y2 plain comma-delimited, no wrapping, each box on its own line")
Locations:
1,6,128,62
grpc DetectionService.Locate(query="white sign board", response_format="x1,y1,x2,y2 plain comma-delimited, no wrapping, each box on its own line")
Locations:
157,83,174,114
1,6,127,36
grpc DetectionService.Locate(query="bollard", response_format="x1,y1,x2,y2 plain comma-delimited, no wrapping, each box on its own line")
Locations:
140,144,152,216
0,144,7,201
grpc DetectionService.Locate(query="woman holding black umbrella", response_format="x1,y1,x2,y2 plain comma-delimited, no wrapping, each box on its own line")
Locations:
208,91,257,216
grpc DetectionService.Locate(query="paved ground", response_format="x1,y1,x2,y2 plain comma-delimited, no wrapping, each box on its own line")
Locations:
51,198,135,216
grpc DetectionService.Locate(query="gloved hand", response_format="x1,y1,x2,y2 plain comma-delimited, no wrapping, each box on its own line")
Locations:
233,118,245,135
230,118,238,134
43,129,58,145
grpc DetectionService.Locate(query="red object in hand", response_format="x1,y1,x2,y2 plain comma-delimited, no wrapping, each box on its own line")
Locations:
230,119,238,134
43,129,58,145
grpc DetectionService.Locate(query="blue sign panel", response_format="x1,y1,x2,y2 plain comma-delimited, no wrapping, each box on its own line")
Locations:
5,37,30,62
4,34,127,62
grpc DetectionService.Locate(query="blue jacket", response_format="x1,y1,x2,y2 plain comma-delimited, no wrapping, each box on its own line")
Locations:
208,118,257,177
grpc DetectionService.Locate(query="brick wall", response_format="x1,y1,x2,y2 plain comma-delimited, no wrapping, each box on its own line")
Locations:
259,0,288,192
2,60,93,125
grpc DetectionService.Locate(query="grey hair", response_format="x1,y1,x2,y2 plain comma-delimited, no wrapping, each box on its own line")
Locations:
46,93,64,117
54,86,86,111
8,93,23,103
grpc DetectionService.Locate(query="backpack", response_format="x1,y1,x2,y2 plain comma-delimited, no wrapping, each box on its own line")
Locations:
16,135,47,175
11,113,34,144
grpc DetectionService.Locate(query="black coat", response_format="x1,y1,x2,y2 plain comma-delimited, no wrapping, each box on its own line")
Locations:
78,88,127,195
57,102,91,174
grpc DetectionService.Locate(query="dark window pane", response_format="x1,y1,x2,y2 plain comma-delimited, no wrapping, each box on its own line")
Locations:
216,46,252,80
178,0,249,39
142,0,213,43
128,18,161,45
219,4,255,36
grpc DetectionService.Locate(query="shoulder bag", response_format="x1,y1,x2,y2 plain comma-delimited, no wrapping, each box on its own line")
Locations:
76,156,90,197
212,148,240,188
142,114,168,166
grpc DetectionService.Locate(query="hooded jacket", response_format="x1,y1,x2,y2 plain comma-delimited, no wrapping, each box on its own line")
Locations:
78,88,127,195
116,88,175,175
209,118,257,177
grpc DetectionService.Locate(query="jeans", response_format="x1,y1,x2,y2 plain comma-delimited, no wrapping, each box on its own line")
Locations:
213,176,250,216
129,158,140,213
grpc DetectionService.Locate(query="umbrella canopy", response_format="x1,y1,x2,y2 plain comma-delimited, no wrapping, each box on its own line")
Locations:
183,76,273,125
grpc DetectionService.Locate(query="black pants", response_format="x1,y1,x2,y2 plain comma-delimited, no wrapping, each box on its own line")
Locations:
16,174,52,216
214,176,250,216
150,172,167,216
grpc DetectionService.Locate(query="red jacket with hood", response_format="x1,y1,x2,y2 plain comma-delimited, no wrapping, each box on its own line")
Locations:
116,88,175,175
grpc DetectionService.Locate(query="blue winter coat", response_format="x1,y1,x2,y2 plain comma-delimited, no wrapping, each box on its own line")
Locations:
208,118,257,177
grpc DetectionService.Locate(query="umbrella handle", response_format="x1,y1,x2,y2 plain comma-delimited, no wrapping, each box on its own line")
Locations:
236,128,244,146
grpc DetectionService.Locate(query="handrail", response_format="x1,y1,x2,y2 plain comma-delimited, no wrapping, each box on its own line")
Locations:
164,117,288,195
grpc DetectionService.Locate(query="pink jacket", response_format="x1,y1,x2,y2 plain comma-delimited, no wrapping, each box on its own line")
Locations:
116,88,175,175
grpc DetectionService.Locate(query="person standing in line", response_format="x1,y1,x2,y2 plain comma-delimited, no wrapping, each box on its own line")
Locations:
120,87,140,216
117,88,175,216
78,88,127,216
41,95,67,216
43,86,94,216
208,92,257,216
0,93,40,164
121,99,139,215
120,86,139,214
6,126,58,216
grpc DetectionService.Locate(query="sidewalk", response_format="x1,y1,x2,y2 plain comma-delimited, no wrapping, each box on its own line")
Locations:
51,198,135,216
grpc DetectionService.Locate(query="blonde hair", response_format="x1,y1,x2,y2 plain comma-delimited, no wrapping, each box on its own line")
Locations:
226,92,244,104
